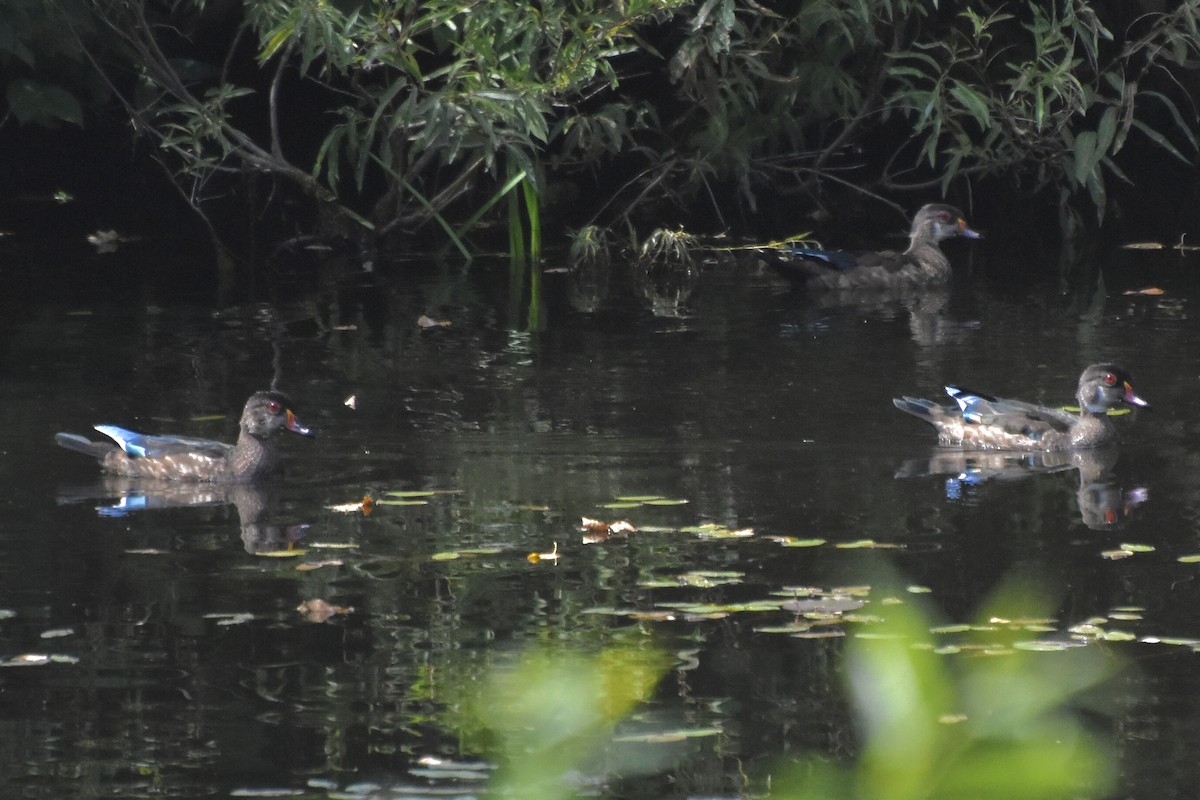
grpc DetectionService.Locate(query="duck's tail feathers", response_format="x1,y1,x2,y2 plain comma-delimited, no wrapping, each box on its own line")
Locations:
892,396,943,423
55,433,116,461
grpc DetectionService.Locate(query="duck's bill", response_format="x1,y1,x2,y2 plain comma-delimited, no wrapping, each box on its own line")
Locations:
1124,384,1150,409
957,219,982,239
286,410,316,436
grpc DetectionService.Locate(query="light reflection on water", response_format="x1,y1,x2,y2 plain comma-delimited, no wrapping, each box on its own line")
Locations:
0,251,1196,797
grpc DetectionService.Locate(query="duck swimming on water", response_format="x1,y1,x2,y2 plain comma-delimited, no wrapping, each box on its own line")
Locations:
892,364,1149,451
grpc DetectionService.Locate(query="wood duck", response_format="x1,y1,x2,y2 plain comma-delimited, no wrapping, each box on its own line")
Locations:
55,391,314,482
769,203,981,290
893,364,1149,451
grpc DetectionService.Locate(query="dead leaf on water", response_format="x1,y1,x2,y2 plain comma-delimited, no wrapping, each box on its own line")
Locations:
1122,287,1165,295
296,559,343,572
417,314,451,328
343,394,357,410
297,598,353,623
325,496,374,514
1121,241,1164,250
528,542,560,563
581,517,638,543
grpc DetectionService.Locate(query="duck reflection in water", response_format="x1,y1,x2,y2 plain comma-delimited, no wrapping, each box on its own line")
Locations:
57,478,310,554
896,446,1148,530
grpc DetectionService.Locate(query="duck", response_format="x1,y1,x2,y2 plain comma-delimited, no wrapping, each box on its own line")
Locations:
55,391,314,482
768,203,981,290
892,364,1149,451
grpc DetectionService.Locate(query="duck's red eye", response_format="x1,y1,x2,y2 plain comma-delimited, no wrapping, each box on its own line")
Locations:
268,400,282,414
1103,373,1118,386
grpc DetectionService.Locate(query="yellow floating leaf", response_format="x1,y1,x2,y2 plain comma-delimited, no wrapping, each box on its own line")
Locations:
528,543,560,563
615,495,664,502
432,551,462,561
643,498,689,506
376,499,429,506
255,549,308,558
1122,287,1165,296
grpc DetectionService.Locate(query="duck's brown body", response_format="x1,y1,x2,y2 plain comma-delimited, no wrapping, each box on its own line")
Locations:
770,203,981,290
56,391,313,483
893,364,1149,452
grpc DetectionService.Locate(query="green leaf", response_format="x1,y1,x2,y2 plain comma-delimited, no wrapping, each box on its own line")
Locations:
950,81,991,129
1073,130,1097,186
5,80,83,127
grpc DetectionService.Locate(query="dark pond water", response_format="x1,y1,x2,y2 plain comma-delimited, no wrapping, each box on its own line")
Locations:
2,217,1200,799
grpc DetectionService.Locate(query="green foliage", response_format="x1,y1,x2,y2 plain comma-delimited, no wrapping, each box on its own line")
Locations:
777,572,1120,800
16,0,1200,253
885,2,1200,218
447,643,672,800
439,572,1122,800
1,0,93,127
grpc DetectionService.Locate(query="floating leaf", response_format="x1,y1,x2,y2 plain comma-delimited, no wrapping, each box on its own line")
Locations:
1100,549,1134,560
376,499,429,506
1140,636,1200,647
612,727,722,743
615,495,664,502
678,523,754,539
385,490,440,497
772,537,827,548
255,548,308,558
756,621,814,634
643,498,689,506
40,628,74,639
297,598,353,623
1120,241,1164,249
600,501,641,509
2,653,51,666
782,596,866,615
1012,642,1089,652
1120,543,1155,553
431,551,461,561
835,539,901,549
1122,287,1165,295
1177,554,1200,563
417,314,451,328
296,560,343,572
343,394,358,410
528,543,560,563
325,496,374,514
